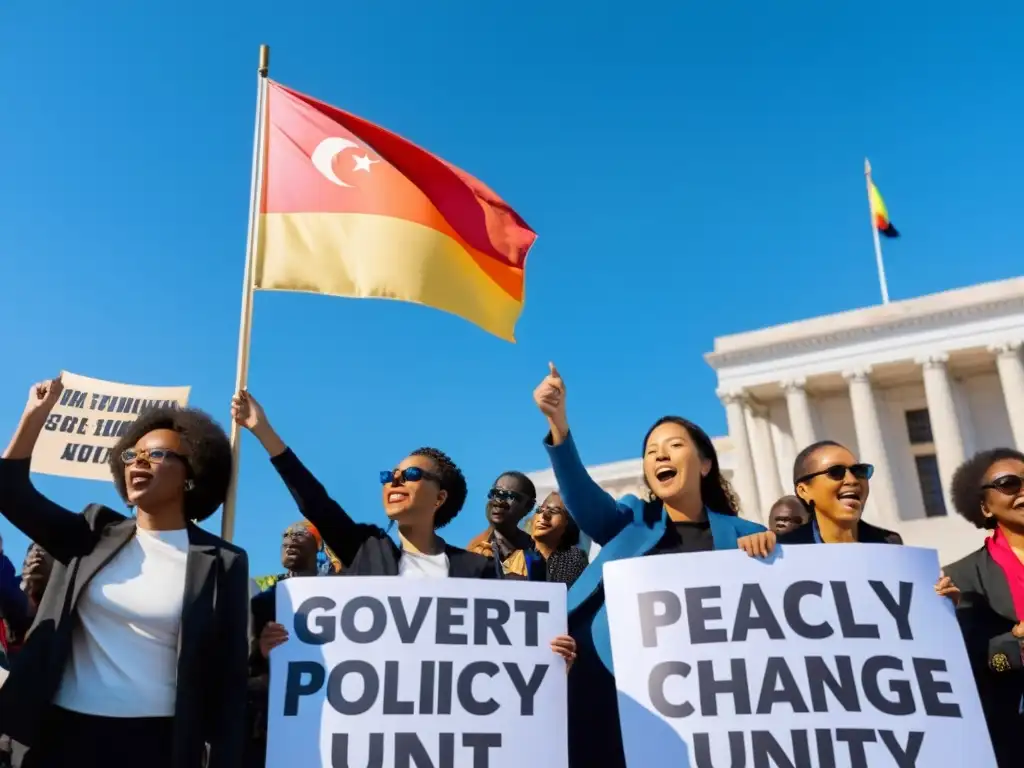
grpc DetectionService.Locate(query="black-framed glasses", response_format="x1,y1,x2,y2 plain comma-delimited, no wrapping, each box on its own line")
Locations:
379,467,440,486
797,463,874,484
121,448,187,466
488,487,529,504
981,475,1024,496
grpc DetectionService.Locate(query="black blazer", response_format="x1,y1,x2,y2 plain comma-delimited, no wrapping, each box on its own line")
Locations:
944,547,1023,767
0,458,249,768
270,449,497,578
777,518,904,545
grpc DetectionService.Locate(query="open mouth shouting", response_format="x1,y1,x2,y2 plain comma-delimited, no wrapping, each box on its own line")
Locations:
128,469,153,493
653,466,678,486
836,488,863,511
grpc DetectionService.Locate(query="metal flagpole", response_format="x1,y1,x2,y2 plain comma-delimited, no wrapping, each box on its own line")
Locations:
221,44,270,541
864,157,891,305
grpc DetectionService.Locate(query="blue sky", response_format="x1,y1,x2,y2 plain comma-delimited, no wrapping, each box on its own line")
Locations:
1,2,1020,576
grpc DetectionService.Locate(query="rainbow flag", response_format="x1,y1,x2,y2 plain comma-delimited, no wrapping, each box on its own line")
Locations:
255,81,536,341
868,180,899,238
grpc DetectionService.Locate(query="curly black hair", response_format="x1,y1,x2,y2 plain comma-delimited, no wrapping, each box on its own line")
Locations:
951,448,1024,529
792,440,845,485
641,416,740,516
410,447,467,530
110,406,233,523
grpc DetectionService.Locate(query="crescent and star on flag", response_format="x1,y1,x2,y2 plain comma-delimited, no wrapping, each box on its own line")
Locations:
309,137,379,188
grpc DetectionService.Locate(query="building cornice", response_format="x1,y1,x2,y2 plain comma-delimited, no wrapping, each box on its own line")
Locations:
705,279,1024,370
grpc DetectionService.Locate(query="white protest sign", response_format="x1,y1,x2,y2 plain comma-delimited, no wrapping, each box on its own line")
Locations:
267,576,568,768
603,545,995,767
30,371,190,481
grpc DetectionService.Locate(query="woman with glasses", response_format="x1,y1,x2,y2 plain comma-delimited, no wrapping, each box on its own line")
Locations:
532,363,765,768
943,448,1024,767
527,491,589,587
467,472,538,578
0,377,249,768
737,440,901,556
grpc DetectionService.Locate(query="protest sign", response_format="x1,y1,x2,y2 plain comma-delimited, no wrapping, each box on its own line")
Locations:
603,544,995,767
30,371,190,481
267,576,568,768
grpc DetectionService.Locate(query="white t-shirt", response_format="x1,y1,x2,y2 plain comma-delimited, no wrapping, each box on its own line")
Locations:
398,549,450,578
54,527,190,717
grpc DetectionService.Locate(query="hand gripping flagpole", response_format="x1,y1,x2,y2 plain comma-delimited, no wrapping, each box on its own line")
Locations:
865,157,891,305
222,44,270,541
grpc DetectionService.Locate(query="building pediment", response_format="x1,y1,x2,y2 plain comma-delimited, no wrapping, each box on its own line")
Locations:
705,278,1024,372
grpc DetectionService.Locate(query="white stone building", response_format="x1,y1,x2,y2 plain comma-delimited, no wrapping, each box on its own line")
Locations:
528,277,1024,566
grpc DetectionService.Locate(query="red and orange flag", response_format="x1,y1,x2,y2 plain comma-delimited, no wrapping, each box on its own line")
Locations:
255,81,537,341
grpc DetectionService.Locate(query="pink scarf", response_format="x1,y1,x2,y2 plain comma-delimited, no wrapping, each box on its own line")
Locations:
985,529,1024,621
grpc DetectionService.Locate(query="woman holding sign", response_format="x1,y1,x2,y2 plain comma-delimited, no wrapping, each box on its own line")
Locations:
532,363,765,768
0,377,250,768
230,391,577,663
945,448,1024,767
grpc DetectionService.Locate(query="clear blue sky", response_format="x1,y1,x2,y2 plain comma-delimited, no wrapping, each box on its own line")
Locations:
1,2,1021,576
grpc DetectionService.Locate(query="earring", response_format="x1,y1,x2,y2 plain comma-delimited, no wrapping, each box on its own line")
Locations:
184,480,195,492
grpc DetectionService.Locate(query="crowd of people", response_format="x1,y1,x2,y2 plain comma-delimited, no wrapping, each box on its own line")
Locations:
0,368,1018,766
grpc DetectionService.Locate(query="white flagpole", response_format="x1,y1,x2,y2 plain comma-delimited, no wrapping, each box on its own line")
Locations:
221,44,270,541
865,157,891,305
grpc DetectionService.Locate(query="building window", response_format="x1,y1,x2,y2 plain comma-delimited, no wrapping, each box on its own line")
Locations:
913,455,947,517
904,409,947,517
905,409,934,444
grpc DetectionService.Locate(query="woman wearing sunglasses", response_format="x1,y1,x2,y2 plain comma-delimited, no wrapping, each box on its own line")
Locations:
737,440,902,557
0,377,249,768
232,390,496,579
232,391,577,671
943,448,1024,767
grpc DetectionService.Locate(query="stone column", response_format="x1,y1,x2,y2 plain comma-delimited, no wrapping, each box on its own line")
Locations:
918,353,967,511
990,341,1024,450
843,367,900,529
750,408,785,510
718,389,762,521
782,378,817,449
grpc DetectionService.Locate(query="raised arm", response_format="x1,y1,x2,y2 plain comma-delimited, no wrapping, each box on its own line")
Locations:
0,377,92,564
232,391,381,567
534,364,633,546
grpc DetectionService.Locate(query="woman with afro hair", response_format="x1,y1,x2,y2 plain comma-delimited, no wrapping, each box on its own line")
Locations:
0,376,249,768
944,447,1024,767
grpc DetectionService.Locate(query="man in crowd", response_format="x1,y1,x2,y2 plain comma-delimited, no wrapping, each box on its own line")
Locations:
246,521,327,768
468,471,540,577
768,495,809,536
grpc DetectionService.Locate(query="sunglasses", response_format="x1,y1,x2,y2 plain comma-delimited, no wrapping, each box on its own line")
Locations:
797,463,874,484
981,475,1024,496
379,467,440,486
120,448,188,466
488,487,529,504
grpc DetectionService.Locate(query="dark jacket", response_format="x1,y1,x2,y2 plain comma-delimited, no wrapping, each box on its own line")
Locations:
944,546,1023,768
0,458,249,768
270,449,498,578
776,516,903,545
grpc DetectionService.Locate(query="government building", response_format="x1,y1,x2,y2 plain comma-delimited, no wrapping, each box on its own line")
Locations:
528,277,1024,566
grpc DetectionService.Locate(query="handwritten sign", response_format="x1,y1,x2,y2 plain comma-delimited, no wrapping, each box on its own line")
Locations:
30,371,190,481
